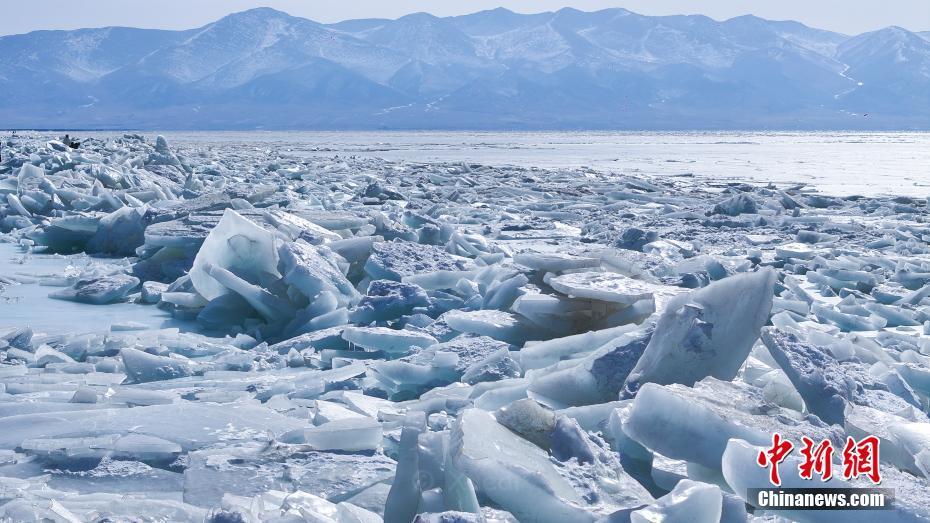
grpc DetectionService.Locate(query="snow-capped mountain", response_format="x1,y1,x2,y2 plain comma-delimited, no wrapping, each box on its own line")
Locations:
0,7,927,129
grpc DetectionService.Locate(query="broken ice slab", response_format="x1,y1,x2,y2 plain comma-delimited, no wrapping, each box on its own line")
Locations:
278,240,359,305
761,327,922,423
623,268,775,394
279,418,383,451
48,273,139,304
528,328,652,407
630,479,722,523
364,240,468,281
20,433,181,467
350,280,429,323
189,208,280,301
513,251,601,273
547,270,682,308
624,377,843,470
342,326,436,353
120,347,198,383
183,442,395,508
519,324,643,370
443,309,549,345
450,408,595,523
409,335,513,377
0,403,307,452
848,406,930,479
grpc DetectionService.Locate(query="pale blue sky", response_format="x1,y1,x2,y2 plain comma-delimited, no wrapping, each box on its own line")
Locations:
2,0,928,36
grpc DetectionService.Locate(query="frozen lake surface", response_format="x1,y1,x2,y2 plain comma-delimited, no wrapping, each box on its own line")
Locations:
131,130,930,197
0,242,189,332
1,131,930,521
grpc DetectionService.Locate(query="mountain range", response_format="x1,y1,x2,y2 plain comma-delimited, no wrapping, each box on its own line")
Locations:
1,7,928,130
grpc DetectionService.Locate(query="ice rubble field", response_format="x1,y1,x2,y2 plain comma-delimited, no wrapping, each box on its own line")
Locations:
2,133,930,523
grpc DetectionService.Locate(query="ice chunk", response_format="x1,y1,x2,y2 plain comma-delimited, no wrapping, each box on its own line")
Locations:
631,480,722,523
495,398,558,449
86,206,146,256
513,252,601,272
279,418,383,451
624,378,842,470
190,209,280,301
351,280,429,323
342,326,436,353
461,347,521,385
623,268,775,394
520,324,642,370
712,193,757,216
278,240,359,305
121,348,197,383
548,271,676,306
312,400,366,425
528,328,651,406
202,263,295,322
5,193,32,218
365,240,466,281
384,413,425,523
262,208,342,243
444,310,545,345
450,408,594,523
49,273,140,305
761,327,854,425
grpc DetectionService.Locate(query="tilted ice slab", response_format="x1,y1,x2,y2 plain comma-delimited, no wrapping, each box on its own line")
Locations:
190,209,280,301
623,268,775,394
762,327,923,426
528,327,652,407
450,408,595,523
845,403,930,477
279,418,383,451
120,347,199,383
443,309,547,345
625,377,843,470
631,479,722,523
278,240,359,306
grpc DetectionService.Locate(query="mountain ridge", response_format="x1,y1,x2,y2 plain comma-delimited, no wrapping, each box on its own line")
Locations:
1,7,928,130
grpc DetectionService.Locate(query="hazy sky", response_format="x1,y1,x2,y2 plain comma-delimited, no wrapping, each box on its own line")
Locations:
2,0,928,36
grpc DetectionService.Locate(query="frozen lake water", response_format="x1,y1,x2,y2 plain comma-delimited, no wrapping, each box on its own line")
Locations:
115,130,930,197
0,242,190,333
2,131,930,521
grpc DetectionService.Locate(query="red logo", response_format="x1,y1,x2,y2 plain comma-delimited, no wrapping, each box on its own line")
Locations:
841,436,882,484
757,433,794,486
798,437,834,481
757,434,882,486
